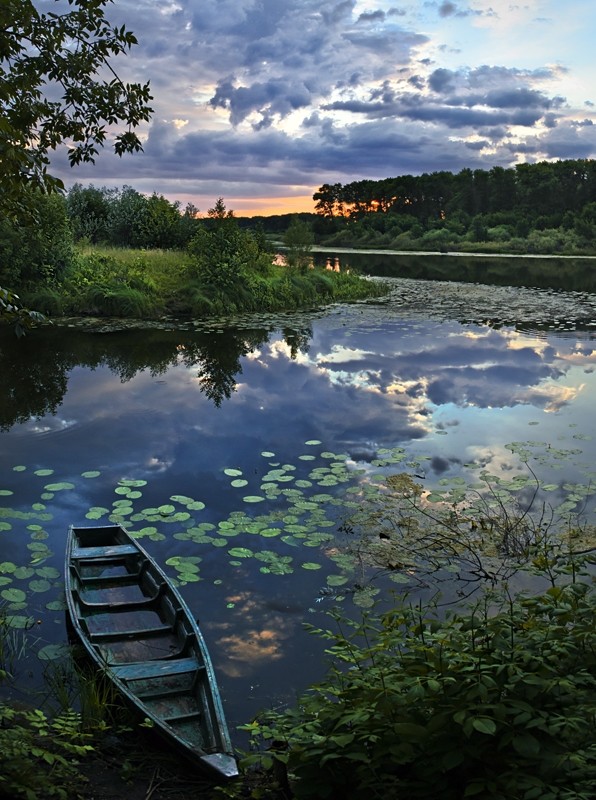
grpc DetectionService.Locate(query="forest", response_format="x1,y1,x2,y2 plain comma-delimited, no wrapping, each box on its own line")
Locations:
309,158,596,254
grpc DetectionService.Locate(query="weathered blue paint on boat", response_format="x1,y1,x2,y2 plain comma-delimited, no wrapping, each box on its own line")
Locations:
65,524,238,780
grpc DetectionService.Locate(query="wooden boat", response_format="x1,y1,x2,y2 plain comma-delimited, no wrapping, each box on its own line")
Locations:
64,524,238,780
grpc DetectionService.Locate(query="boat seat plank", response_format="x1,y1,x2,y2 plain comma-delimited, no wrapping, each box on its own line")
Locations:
89,624,172,641
77,587,163,609
163,710,202,722
72,544,139,559
111,657,203,681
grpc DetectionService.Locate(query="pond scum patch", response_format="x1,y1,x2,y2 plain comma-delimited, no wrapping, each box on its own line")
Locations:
0,435,595,669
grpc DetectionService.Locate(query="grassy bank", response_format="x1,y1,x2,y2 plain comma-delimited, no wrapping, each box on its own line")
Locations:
22,245,387,321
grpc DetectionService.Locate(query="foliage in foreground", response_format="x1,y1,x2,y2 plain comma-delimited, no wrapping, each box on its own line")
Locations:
243,555,596,800
1,0,151,219
0,286,46,338
0,705,93,799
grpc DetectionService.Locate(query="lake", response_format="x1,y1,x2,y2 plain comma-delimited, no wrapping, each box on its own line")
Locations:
1,253,596,737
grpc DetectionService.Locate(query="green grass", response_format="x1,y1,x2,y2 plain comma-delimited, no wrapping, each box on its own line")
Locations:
25,246,388,320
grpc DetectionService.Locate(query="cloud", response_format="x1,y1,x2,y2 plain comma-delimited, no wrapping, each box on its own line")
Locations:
45,0,596,213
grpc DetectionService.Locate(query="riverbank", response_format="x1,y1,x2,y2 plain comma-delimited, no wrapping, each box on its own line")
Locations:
311,245,596,259
18,245,388,323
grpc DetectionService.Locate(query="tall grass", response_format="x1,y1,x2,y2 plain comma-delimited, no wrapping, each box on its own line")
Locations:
27,245,387,320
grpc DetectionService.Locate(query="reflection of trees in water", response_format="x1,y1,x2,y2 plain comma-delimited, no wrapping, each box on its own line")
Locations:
179,329,270,407
0,322,314,428
320,251,596,293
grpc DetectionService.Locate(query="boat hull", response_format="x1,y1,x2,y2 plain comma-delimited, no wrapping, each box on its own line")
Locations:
64,524,238,780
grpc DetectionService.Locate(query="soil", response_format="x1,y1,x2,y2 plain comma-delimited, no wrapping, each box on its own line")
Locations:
75,731,235,800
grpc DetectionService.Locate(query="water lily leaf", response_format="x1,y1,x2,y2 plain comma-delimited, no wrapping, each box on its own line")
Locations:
170,495,195,505
305,440,321,446
176,562,201,573
224,468,243,477
178,573,201,583
261,451,275,457
0,490,13,497
231,479,248,488
118,479,147,487
0,562,16,574
168,512,189,522
12,466,27,472
29,579,51,593
228,547,253,558
43,482,75,492
301,563,322,570
38,643,70,661
14,567,35,580
35,567,60,579
327,575,349,587
1,588,26,603
243,495,265,503
34,469,54,477
158,504,176,515
81,471,101,478
187,501,205,511
6,615,34,628
0,522,12,531
353,587,378,608
46,599,66,611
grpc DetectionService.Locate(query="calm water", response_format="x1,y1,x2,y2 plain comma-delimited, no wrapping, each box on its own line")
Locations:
1,255,596,737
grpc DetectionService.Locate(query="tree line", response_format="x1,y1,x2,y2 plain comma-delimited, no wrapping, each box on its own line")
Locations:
312,159,596,254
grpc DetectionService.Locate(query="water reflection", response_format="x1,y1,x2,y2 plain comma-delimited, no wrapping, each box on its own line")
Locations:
0,323,314,429
2,269,596,730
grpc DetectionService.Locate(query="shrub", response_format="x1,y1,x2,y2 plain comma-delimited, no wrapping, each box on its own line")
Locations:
244,560,596,799
0,704,93,799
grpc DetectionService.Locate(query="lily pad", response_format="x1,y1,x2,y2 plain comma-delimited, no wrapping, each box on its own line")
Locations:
1,588,26,603
29,579,51,593
38,643,70,661
228,547,253,558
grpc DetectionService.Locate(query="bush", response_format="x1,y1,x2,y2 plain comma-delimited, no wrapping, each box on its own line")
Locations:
0,704,92,799
244,559,596,799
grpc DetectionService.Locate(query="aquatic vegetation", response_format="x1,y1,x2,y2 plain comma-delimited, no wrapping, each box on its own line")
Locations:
0,435,593,671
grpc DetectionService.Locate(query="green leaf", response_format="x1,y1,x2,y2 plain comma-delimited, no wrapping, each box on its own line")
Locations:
471,718,496,735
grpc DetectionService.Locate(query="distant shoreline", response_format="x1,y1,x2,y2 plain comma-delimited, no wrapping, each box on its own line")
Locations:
311,246,596,260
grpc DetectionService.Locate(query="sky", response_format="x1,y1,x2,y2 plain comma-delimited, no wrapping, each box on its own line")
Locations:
47,0,596,216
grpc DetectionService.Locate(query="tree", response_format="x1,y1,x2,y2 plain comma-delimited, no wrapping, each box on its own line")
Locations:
66,183,113,243
0,191,74,287
0,0,153,219
283,217,314,270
